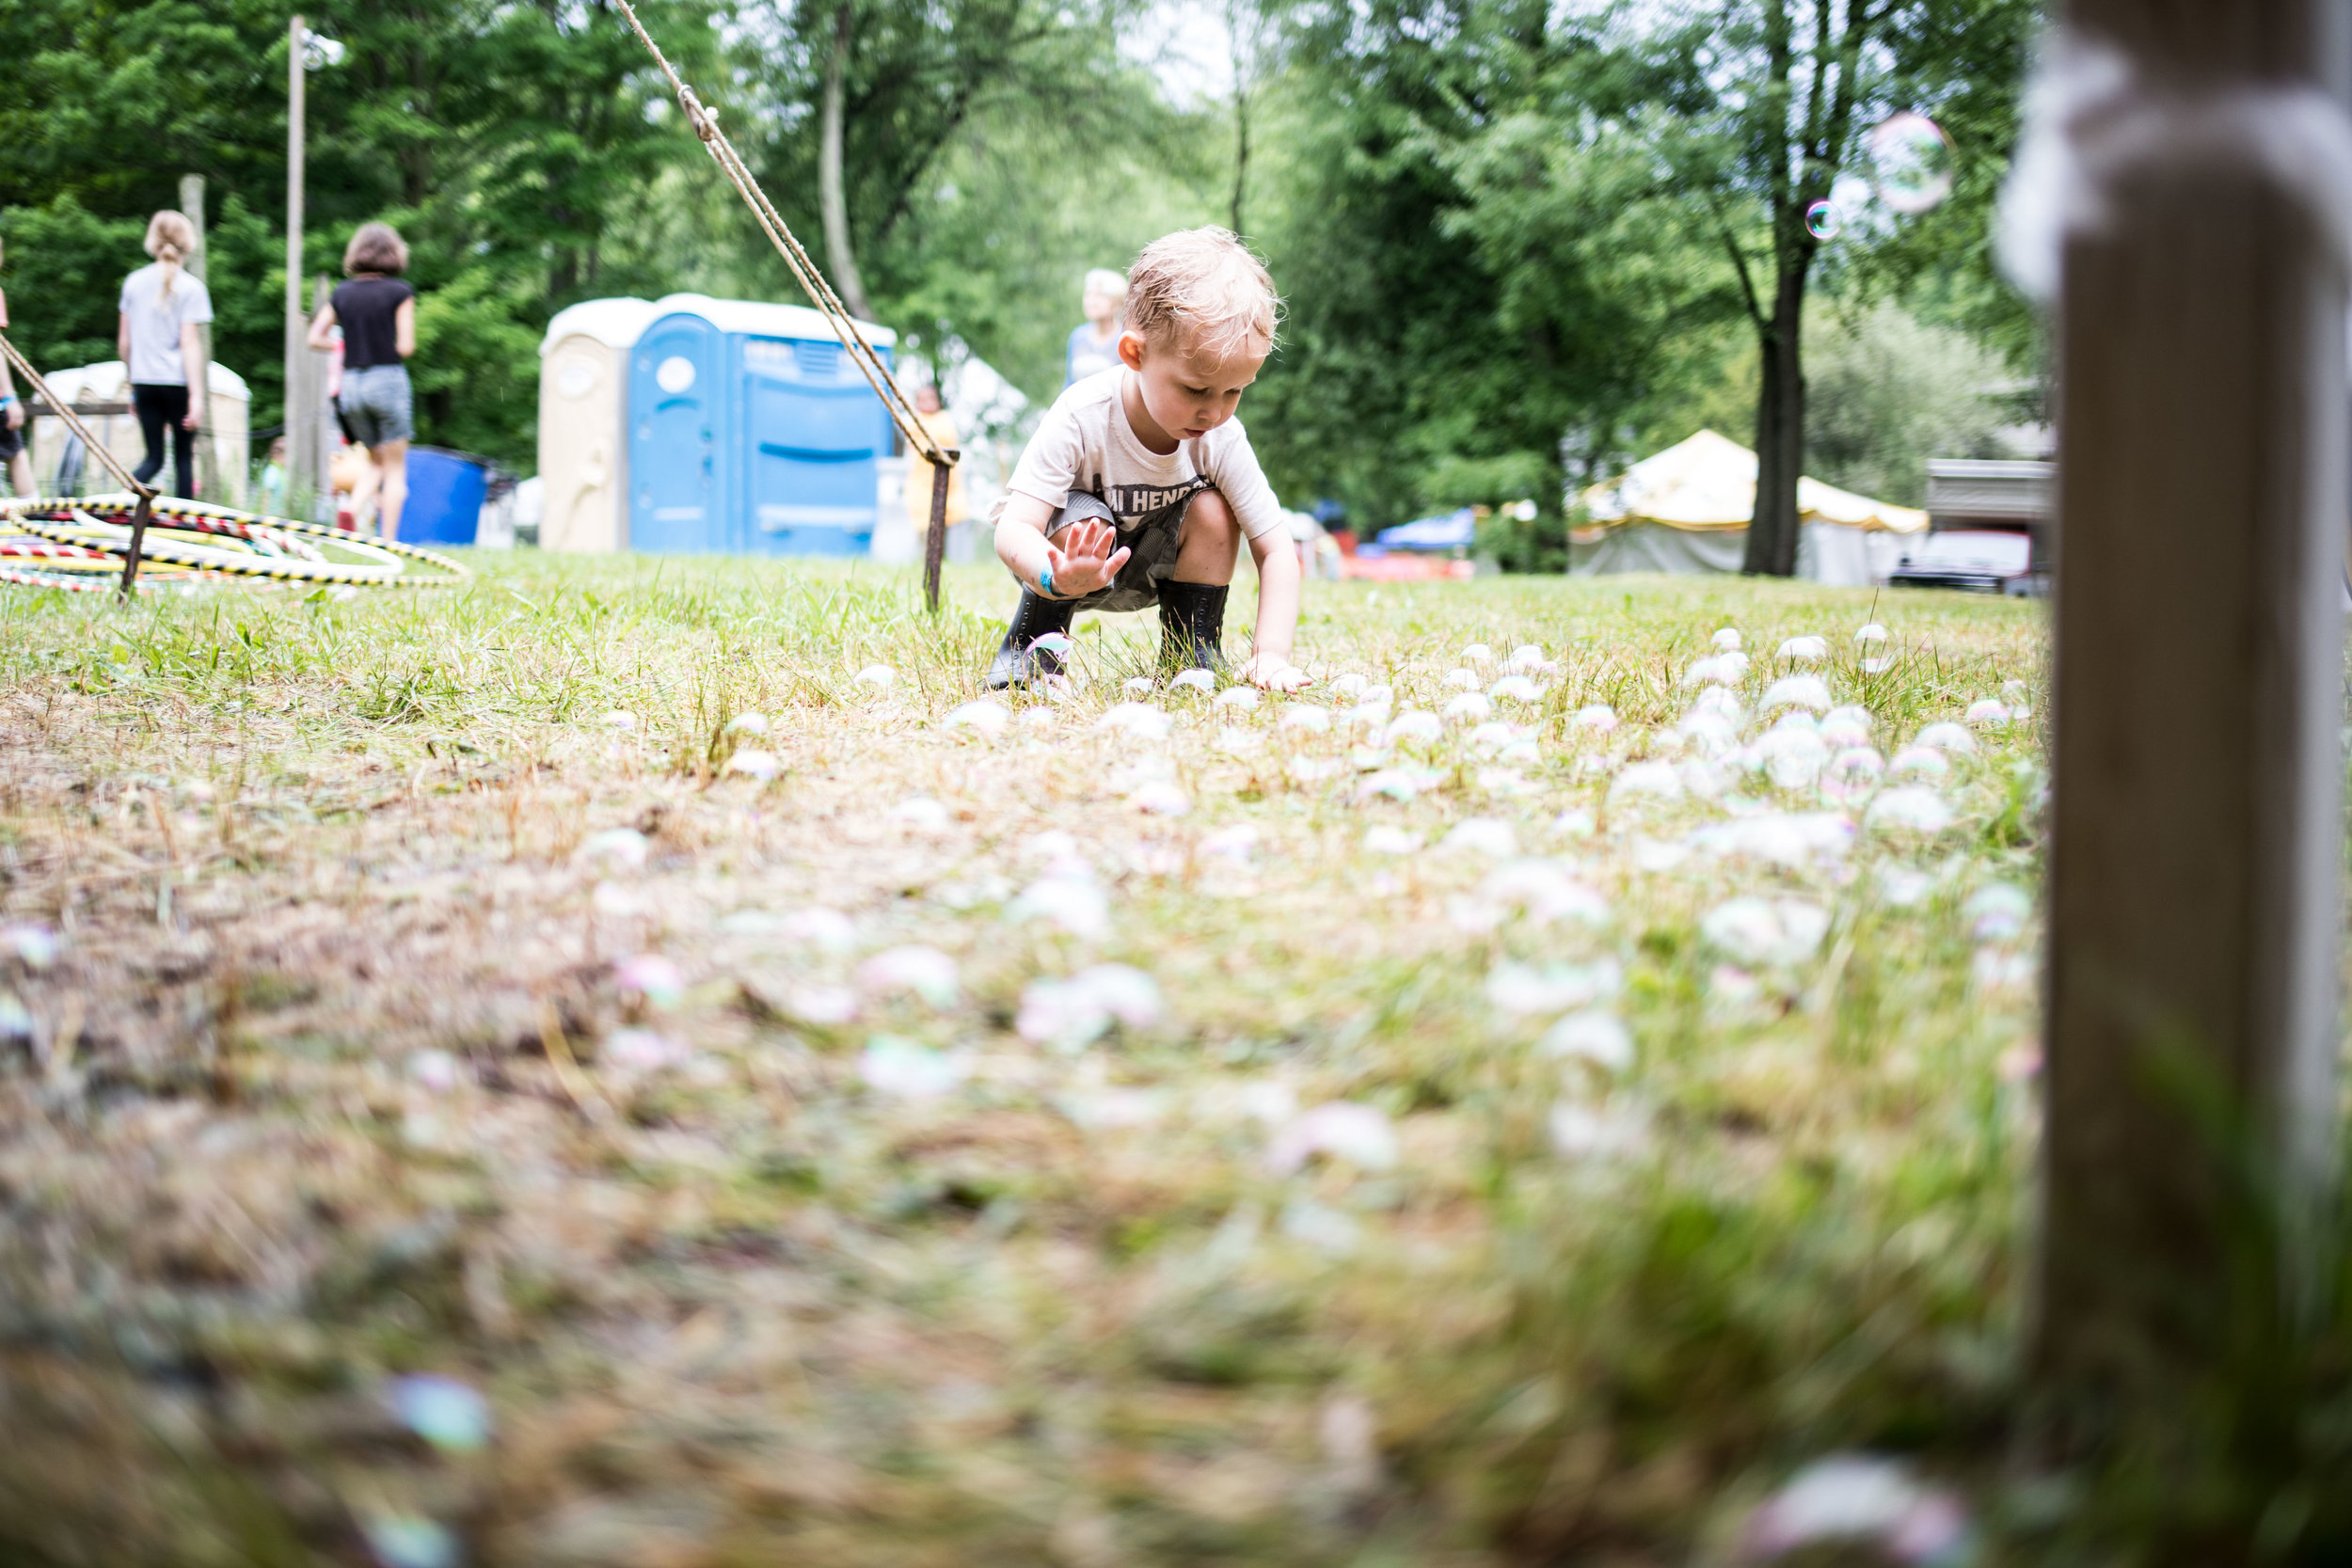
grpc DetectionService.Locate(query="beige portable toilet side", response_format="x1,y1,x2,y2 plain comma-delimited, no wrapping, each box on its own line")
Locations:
538,298,660,552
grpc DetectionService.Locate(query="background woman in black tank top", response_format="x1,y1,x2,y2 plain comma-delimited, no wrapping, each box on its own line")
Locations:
307,223,417,537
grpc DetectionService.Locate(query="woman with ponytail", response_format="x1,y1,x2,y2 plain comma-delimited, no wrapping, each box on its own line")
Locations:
117,210,213,499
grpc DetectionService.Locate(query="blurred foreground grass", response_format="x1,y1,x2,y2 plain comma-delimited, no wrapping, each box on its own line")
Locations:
0,555,2147,1562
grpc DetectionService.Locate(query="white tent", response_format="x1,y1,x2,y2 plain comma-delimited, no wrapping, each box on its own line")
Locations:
1577,429,1929,584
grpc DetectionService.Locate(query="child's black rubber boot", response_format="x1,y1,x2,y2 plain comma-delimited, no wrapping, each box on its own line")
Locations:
983,590,1077,689
1157,580,1230,674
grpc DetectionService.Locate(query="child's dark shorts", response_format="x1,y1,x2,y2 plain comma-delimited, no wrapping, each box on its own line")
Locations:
1045,483,1213,614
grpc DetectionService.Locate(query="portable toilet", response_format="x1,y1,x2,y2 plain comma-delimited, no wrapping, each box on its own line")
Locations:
538,297,661,552
625,294,896,556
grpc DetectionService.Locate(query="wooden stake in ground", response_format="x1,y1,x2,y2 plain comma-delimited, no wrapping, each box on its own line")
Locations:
923,446,957,614
2039,0,2348,1412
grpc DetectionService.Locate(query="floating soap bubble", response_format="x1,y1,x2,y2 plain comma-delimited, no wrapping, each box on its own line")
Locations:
1867,111,1956,214
1804,199,1841,240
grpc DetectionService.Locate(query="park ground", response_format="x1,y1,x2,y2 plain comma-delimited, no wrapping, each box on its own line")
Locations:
0,558,2054,1565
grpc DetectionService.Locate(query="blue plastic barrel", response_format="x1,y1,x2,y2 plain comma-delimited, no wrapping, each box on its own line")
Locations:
401,448,487,545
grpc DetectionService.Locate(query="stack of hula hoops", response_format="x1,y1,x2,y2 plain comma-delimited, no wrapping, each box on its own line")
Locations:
0,495,470,595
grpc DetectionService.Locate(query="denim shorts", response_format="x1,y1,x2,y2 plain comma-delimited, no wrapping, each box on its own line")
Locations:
339,364,414,447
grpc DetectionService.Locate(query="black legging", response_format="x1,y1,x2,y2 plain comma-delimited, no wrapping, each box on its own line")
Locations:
131,383,195,499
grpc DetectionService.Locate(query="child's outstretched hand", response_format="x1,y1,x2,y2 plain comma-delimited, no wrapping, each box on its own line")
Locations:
1042,519,1129,598
1244,652,1311,691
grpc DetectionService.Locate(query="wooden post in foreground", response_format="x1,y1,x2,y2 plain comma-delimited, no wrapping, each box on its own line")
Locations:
923,450,956,614
2038,0,2349,1406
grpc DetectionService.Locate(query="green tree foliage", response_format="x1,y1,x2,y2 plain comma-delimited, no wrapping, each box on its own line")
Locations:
0,0,714,466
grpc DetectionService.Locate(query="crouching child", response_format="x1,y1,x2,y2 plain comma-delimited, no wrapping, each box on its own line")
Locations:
985,228,1309,691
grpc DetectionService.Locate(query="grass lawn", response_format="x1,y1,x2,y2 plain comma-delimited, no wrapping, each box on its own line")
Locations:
0,554,2054,1564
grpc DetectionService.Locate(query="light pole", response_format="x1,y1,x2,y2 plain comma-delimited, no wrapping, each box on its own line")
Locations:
283,17,343,514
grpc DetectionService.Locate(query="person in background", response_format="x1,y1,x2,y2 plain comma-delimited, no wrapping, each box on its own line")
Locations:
903,381,967,545
119,211,212,500
308,222,415,538
0,238,30,497
257,435,289,515
1064,267,1128,387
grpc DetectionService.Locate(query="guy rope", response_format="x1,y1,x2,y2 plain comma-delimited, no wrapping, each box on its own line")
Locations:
610,0,962,613
0,328,159,598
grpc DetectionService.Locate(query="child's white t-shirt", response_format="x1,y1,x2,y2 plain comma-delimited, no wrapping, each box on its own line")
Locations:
998,368,1286,541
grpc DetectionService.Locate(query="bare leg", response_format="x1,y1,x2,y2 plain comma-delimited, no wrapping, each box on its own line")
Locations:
375,437,409,541
349,447,382,533
1171,489,1241,584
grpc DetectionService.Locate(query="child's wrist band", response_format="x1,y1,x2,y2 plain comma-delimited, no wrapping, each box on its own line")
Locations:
1039,564,1056,597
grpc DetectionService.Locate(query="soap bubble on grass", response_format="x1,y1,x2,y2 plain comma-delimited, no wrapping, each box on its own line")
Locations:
1481,861,1610,925
1913,721,1978,756
1357,768,1435,802
1466,721,1524,754
1855,623,1889,645
577,827,649,872
1461,642,1493,664
1888,745,1951,780
614,954,684,1006
1363,825,1422,855
1711,626,1742,652
1214,726,1264,757
778,906,857,952
1328,673,1370,699
1549,1101,1651,1162
857,945,960,1007
1819,705,1875,749
1737,1451,1972,1564
1702,897,1831,967
1776,635,1828,662
1445,667,1482,691
1682,652,1748,687
1267,1101,1399,1175
1757,727,1830,790
1214,686,1260,710
1385,709,1443,745
853,663,898,689
1289,756,1343,784
1009,872,1112,939
1440,817,1518,857
1878,866,1936,907
892,796,953,833
1019,707,1059,731
407,1050,459,1093
1820,746,1886,803
1867,787,1955,833
724,748,780,781
1508,644,1556,673
1540,1010,1634,1073
1488,958,1622,1016
1169,668,1215,694
1861,654,1897,674
1130,780,1191,816
1761,674,1833,715
1098,703,1171,741
946,699,1010,736
1551,807,1597,838
1443,692,1494,723
727,712,771,735
1688,811,1854,868
1571,704,1618,734
1967,881,2034,940
786,985,860,1025
1200,824,1260,861
859,1035,970,1098
1486,674,1544,703
362,1515,460,1568
602,710,638,730
1611,761,1685,803
388,1373,491,1452
603,1027,688,1071
1279,703,1331,734
1123,676,1155,695
3,924,59,969
1965,698,2011,727
1017,963,1164,1051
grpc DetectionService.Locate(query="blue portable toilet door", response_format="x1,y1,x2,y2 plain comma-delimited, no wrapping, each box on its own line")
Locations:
628,317,724,552
739,335,888,556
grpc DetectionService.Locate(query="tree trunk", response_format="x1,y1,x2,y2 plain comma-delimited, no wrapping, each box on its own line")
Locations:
1742,257,1807,577
820,1,878,323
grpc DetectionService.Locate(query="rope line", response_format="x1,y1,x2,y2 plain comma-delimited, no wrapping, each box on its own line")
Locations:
609,0,958,472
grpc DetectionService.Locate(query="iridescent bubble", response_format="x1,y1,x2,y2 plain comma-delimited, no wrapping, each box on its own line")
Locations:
1867,111,1956,214
1804,198,1841,241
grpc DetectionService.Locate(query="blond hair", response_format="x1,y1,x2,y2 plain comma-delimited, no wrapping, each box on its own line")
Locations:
1082,267,1129,302
1123,228,1278,359
344,221,410,277
145,210,197,300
